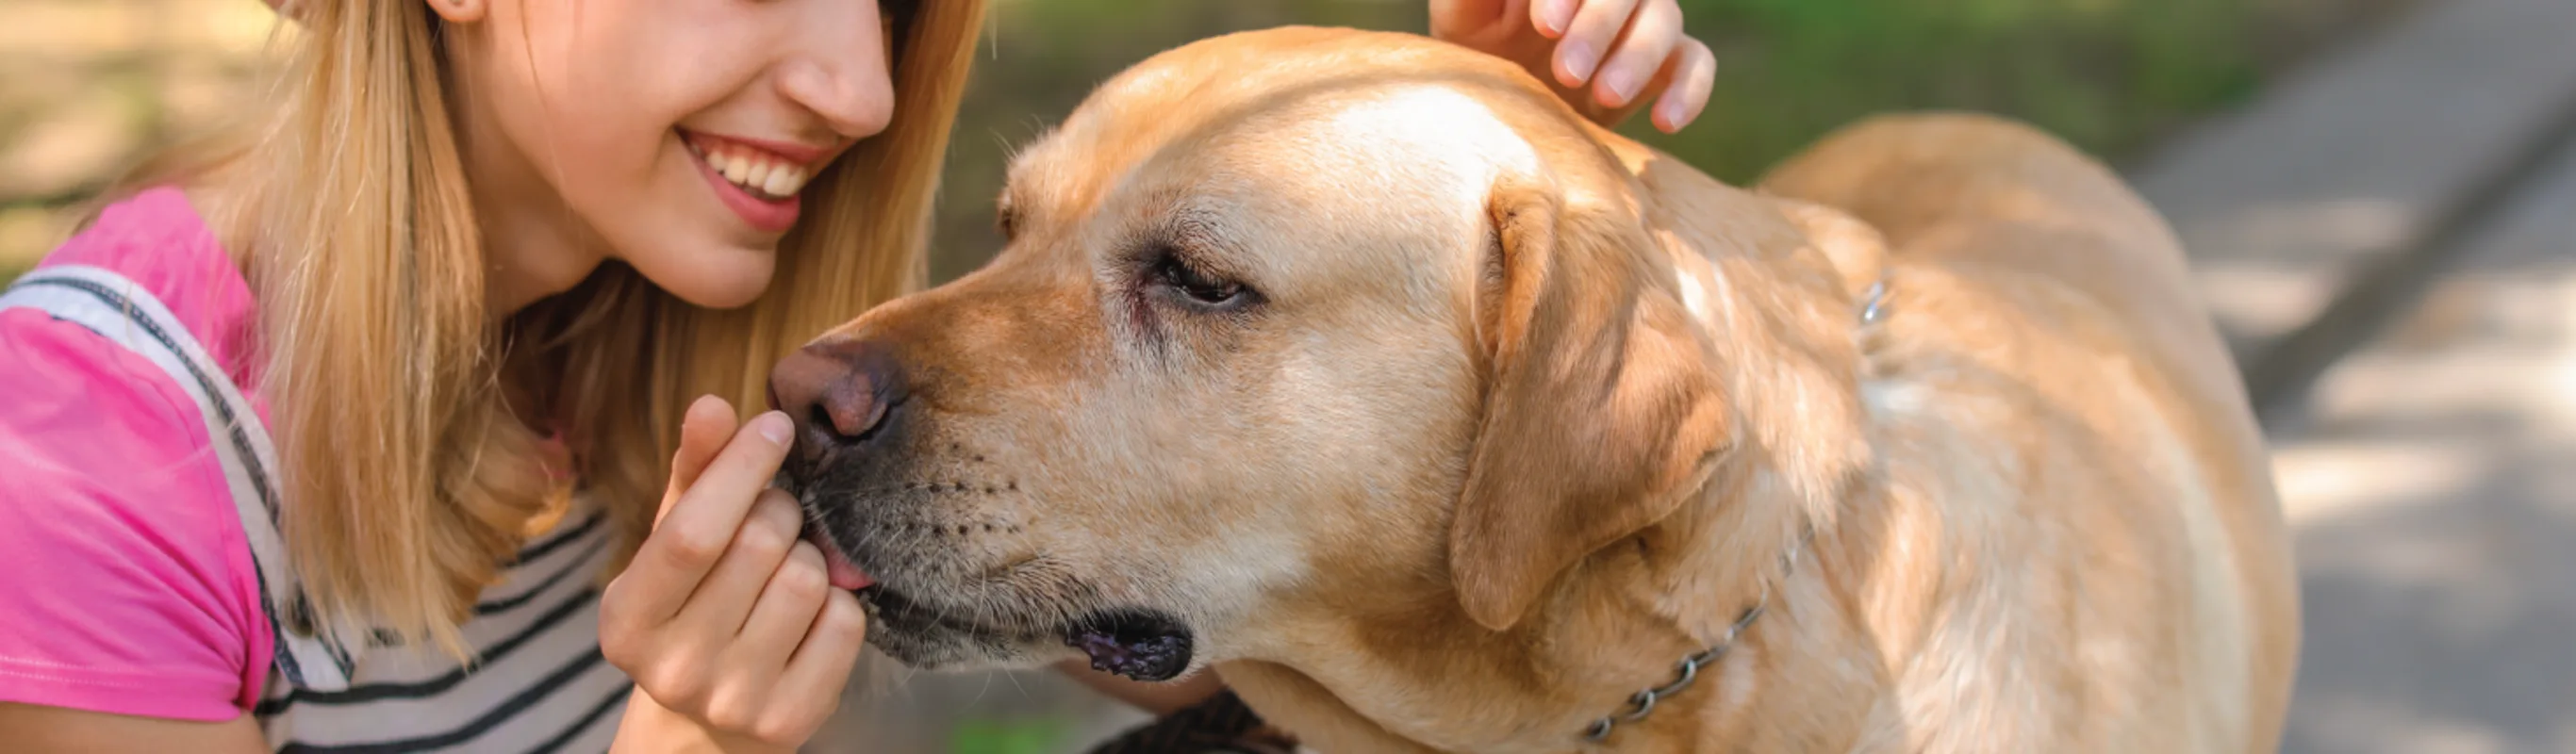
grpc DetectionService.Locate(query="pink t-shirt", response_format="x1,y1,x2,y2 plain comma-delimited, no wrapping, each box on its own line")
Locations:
0,187,275,720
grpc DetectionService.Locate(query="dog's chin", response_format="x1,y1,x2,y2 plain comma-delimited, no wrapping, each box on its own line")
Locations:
855,585,1061,671
856,585,1200,681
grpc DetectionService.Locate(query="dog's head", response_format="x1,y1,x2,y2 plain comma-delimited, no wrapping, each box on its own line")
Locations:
770,27,1865,697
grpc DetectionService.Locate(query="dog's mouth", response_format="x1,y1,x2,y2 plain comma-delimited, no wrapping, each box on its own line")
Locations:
801,514,1199,679
852,582,1197,680
784,467,1197,679
1064,609,1195,681
858,583,1023,640
801,528,877,592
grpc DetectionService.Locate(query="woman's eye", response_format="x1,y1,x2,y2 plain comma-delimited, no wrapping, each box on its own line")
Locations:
1153,254,1249,306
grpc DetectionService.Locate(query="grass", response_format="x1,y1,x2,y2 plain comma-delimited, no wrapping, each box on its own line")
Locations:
948,716,1075,754
1627,0,2262,180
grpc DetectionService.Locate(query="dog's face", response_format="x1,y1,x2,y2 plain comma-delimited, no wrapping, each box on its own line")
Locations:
772,28,1760,687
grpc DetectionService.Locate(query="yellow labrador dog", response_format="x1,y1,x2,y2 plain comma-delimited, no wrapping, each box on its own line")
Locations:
769,26,2301,753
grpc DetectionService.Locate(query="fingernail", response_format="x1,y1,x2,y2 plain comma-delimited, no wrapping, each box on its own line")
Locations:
1539,0,1576,36
1659,96,1689,131
1601,67,1642,107
1559,41,1596,85
755,411,793,446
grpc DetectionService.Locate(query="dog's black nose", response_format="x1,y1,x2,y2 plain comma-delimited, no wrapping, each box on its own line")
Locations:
768,336,907,451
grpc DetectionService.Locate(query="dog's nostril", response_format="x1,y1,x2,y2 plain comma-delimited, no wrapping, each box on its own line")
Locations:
806,405,838,440
768,336,908,450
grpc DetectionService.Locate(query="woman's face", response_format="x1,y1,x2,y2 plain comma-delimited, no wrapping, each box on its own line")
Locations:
435,0,899,309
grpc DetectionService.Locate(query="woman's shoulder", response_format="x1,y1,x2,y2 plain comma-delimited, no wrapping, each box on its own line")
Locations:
23,186,263,384
0,186,272,722
0,183,267,523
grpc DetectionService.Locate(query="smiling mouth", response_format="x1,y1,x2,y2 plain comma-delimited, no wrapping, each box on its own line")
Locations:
681,131,815,202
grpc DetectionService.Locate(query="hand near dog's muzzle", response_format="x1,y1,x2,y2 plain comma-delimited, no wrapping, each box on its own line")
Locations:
601,396,867,753
1430,0,1717,133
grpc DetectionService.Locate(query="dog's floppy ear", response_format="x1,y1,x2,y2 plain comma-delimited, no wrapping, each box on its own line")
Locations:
1449,179,1732,632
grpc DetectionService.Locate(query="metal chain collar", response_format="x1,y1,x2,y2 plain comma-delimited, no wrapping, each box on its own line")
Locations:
1580,525,1814,744
1579,273,1883,745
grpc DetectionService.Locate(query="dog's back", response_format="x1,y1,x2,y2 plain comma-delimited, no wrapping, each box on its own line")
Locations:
1755,113,2302,752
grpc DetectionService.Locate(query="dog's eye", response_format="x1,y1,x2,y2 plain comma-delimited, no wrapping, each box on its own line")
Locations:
1150,253,1251,308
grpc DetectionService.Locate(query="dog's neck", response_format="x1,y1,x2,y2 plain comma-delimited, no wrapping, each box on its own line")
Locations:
1219,454,1874,754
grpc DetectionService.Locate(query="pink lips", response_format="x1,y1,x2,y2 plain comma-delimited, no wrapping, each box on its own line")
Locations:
688,145,802,234
682,130,835,235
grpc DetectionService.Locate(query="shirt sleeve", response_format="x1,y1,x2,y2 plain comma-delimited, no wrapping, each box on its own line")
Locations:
0,307,267,721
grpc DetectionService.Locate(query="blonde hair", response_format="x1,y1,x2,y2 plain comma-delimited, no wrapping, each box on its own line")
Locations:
96,0,986,655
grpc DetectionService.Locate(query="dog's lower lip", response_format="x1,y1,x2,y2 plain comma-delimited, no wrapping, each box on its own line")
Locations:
867,586,1006,636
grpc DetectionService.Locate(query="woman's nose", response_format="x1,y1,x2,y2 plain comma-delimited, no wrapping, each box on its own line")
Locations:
773,7,898,140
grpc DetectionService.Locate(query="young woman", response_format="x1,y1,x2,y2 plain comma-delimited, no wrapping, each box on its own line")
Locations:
0,1,1715,751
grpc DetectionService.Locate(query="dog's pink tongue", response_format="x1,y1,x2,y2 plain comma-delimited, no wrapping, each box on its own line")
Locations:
806,532,875,591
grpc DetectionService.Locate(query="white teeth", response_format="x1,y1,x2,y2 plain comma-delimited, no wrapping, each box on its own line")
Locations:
689,136,812,199
720,151,753,184
763,167,801,197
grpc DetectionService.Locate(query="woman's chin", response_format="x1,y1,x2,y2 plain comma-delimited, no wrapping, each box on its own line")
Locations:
636,248,777,310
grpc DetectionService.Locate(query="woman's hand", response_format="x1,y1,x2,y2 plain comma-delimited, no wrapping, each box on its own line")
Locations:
602,396,867,753
1429,0,1716,133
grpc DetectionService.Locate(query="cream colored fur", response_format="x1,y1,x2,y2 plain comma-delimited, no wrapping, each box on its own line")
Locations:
792,26,2300,753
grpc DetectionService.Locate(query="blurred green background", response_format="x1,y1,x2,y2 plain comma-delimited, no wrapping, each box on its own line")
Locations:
922,0,2409,281
0,0,2414,751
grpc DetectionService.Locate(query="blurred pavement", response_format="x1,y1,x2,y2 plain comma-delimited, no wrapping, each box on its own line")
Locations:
2127,0,2576,751
2265,125,2576,754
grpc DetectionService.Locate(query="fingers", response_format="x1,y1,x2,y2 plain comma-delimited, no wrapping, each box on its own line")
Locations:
1653,38,1716,133
596,398,854,751
731,541,834,674
1531,0,1577,38
659,395,741,526
1551,0,1640,89
619,410,796,623
708,590,862,747
772,590,868,733
677,490,808,636
1589,0,1682,109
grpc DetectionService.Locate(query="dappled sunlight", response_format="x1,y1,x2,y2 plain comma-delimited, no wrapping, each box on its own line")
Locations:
2188,196,2416,340
0,0,279,252
2272,439,2494,523
2271,139,2576,754
2292,695,2515,754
